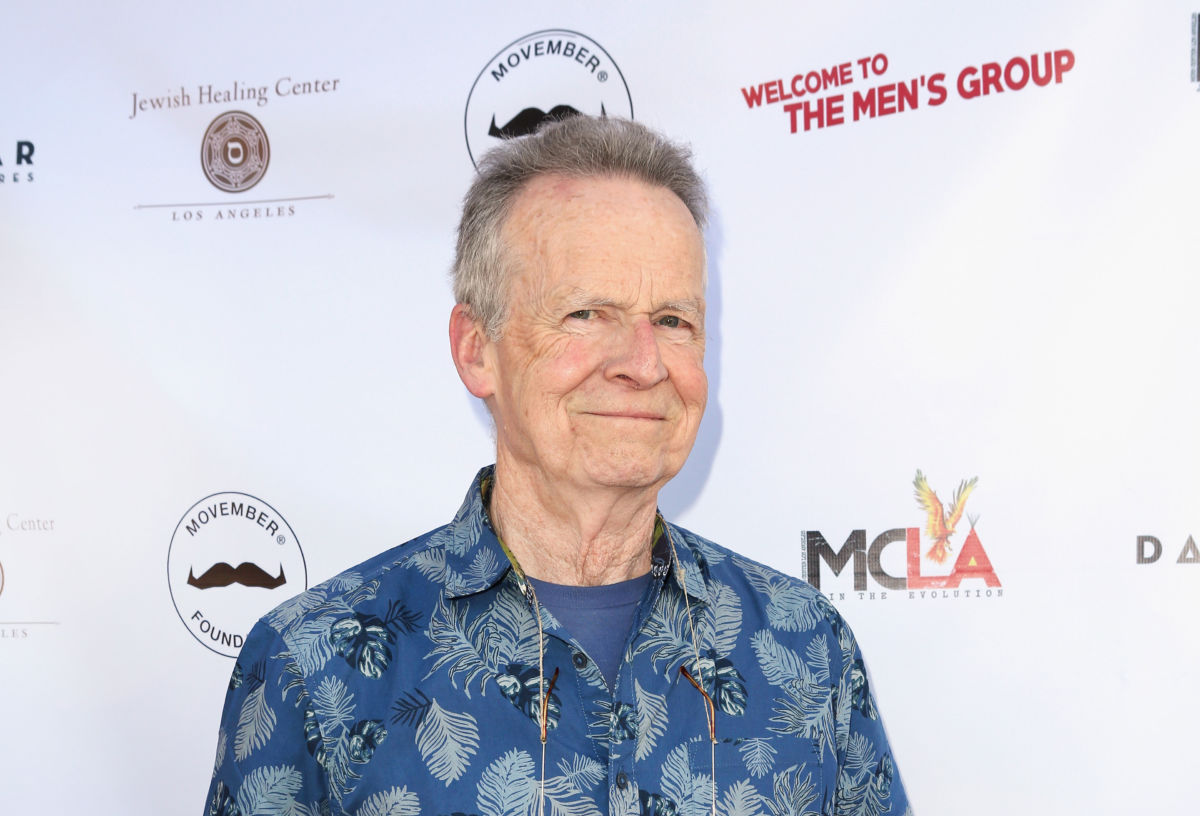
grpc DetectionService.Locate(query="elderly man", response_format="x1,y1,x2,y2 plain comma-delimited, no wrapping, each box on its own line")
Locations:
205,116,909,816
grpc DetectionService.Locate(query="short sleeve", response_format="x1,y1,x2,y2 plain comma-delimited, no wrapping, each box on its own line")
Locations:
204,619,330,816
831,617,911,815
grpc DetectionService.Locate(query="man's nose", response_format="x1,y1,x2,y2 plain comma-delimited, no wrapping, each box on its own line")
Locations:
605,319,668,389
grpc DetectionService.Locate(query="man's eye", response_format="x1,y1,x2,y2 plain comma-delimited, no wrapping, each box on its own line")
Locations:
567,310,596,320
656,315,685,329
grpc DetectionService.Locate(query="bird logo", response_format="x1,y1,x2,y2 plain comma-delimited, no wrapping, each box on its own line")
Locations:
913,470,978,564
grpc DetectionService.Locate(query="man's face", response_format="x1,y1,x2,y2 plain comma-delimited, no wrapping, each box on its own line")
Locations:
483,173,707,494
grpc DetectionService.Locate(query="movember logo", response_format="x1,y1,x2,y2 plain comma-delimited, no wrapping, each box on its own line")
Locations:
188,562,287,589
167,492,306,657
488,103,596,139
464,29,632,166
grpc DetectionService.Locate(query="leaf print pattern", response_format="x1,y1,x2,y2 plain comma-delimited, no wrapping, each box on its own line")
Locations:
307,675,369,803
712,655,749,716
265,586,332,633
415,699,479,785
610,782,641,816
234,764,302,816
348,719,388,763
769,677,836,762
207,780,240,816
205,469,908,816
639,789,679,816
409,548,463,589
482,586,542,668
721,779,766,816
214,727,227,778
707,580,743,657
234,670,277,762
557,753,605,792
424,594,491,697
476,749,536,816
738,737,777,779
355,786,421,816
496,662,561,730
659,743,712,816
849,658,877,720
632,585,701,675
765,765,819,816
326,570,365,594
751,630,811,688
389,689,432,727
330,614,394,679
540,773,604,816
836,735,892,816
736,557,824,633
286,618,337,677
465,545,501,587
610,700,638,744
313,676,354,732
634,680,668,761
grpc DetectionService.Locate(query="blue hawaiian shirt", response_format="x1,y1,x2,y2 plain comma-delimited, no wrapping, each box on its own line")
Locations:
206,467,910,816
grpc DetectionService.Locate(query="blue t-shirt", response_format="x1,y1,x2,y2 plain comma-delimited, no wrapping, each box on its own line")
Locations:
527,573,651,690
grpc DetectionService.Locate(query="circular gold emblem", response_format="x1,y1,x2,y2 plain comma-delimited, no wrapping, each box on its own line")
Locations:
201,111,270,193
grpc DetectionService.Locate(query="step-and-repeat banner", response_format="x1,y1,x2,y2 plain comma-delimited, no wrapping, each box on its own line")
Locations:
3,2,1197,813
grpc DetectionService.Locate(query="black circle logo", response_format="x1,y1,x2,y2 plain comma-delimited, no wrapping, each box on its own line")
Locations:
464,29,633,166
167,492,306,657
201,111,271,193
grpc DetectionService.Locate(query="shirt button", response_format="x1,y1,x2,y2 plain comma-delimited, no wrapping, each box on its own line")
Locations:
616,772,629,790
572,652,588,669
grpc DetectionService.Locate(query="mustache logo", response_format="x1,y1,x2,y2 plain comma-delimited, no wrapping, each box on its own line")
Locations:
187,562,287,590
488,104,605,139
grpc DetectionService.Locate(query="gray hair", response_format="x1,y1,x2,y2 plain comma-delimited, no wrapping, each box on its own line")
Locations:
453,115,708,339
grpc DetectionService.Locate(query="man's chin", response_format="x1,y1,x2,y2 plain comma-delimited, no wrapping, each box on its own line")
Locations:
574,456,682,493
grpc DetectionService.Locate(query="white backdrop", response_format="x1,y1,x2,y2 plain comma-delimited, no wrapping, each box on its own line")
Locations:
2,2,1198,813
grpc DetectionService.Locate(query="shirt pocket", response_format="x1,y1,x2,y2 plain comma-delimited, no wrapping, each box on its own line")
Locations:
687,734,829,814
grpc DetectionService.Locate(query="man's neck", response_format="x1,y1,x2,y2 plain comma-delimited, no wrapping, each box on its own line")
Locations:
488,460,659,586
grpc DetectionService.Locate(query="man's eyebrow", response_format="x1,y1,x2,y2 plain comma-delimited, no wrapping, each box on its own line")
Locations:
655,299,704,315
561,290,622,309
560,290,703,315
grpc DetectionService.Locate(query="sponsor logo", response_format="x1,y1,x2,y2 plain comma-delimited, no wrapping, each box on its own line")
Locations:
3,513,56,534
803,470,1003,601
1136,534,1199,564
129,76,341,120
0,140,35,184
0,540,60,639
200,111,270,193
167,492,307,657
740,49,1074,135
128,73,340,221
464,29,632,166
0,555,28,640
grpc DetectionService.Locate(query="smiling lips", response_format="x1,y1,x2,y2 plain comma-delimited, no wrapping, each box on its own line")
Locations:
580,410,667,420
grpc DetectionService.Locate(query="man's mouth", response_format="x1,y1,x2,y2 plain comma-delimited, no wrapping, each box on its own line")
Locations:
582,410,666,420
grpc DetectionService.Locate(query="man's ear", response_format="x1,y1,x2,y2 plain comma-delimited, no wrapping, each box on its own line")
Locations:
449,303,496,399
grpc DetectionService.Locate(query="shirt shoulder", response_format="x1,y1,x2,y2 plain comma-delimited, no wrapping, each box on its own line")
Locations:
668,522,856,655
253,522,457,645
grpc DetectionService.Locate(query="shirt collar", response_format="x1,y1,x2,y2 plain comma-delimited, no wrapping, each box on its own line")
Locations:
440,465,709,607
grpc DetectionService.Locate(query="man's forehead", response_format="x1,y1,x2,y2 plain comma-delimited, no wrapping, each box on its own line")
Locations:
502,172,708,303
509,172,694,224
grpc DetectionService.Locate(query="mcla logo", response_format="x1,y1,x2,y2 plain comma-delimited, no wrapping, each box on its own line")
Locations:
804,470,1002,600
